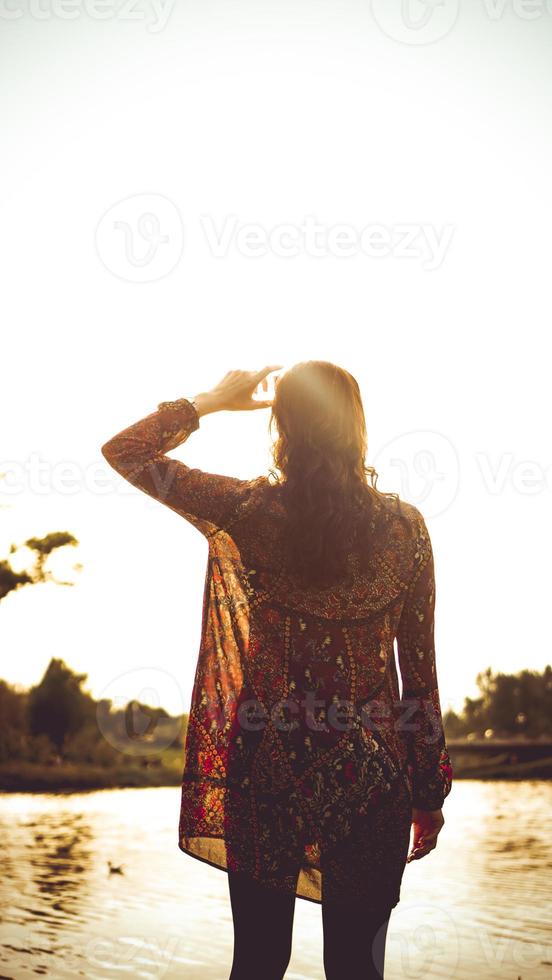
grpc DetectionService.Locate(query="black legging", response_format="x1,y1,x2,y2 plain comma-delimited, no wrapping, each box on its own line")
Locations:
228,870,393,980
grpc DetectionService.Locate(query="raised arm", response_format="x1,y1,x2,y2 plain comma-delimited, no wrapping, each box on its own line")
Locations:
100,396,256,538
396,508,453,811
100,367,281,538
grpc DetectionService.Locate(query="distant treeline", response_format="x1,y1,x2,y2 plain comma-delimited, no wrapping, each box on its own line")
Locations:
442,664,552,740
3,531,549,789
1,659,551,773
0,658,188,770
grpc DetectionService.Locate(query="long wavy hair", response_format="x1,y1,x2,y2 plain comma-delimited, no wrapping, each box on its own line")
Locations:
268,360,411,589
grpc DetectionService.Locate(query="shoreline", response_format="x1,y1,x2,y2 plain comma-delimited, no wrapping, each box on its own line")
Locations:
1,748,551,793
0,763,183,793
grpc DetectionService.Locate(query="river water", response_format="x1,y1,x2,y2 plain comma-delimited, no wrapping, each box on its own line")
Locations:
0,781,550,979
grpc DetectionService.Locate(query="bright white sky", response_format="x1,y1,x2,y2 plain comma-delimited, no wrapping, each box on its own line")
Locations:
1,0,551,716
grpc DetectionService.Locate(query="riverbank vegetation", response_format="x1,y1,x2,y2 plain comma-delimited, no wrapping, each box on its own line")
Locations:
0,658,187,791
1,659,551,791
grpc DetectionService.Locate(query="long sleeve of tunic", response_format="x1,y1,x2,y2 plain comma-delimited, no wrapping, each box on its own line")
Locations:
101,396,453,906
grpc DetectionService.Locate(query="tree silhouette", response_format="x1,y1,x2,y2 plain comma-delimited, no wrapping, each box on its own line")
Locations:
443,665,552,738
0,561,33,601
0,531,80,601
0,680,28,762
28,658,95,753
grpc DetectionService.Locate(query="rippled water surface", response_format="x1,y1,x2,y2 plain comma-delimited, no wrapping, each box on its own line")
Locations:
0,781,551,979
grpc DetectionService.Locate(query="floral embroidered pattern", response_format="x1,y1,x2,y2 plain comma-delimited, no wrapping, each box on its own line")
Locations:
101,397,453,905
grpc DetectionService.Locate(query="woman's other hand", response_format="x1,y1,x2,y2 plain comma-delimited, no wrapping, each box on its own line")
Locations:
406,807,445,862
194,366,283,416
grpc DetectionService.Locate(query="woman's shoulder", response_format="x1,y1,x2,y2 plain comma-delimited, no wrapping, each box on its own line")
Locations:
369,489,421,528
248,479,424,531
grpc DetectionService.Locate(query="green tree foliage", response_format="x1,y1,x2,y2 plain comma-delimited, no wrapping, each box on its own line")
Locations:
0,522,190,782
0,680,29,761
0,660,188,769
28,658,96,752
443,665,552,738
0,532,80,601
0,562,33,601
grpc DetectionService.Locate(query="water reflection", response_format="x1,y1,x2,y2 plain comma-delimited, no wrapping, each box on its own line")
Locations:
0,782,551,978
1,809,95,977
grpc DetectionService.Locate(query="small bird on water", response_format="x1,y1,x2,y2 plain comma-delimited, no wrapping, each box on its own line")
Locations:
107,861,125,875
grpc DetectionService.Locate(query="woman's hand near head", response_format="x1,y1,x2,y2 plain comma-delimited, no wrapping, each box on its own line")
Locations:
407,807,445,862
194,366,283,417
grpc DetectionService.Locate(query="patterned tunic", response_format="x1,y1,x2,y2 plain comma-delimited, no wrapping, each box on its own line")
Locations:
101,397,453,909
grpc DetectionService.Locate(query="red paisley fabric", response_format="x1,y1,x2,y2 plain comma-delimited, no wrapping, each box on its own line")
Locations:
101,397,453,907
